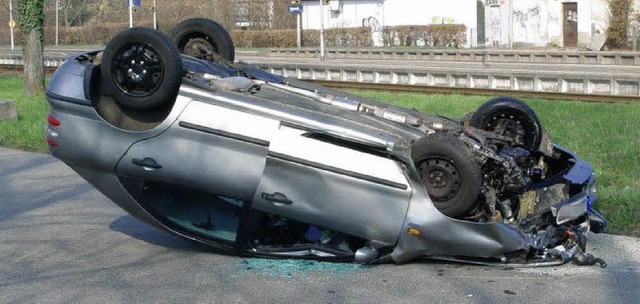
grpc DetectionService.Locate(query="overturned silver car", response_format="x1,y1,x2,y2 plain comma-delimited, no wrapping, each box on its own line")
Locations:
46,19,607,267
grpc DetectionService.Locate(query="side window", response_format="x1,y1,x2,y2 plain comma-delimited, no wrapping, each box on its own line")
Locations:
139,182,245,244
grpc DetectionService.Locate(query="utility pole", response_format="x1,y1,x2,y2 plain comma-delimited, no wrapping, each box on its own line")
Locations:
319,0,325,61
297,11,301,49
9,0,15,51
55,0,59,46
508,0,513,48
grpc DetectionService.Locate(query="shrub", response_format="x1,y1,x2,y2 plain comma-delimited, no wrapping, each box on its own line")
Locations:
41,21,155,45
1,21,467,48
231,29,300,48
232,24,466,48
382,24,467,48
232,27,374,48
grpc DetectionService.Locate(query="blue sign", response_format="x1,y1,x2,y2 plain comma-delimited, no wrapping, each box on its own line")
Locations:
125,0,141,6
289,4,303,14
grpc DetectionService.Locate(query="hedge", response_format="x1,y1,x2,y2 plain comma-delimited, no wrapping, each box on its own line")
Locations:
1,22,467,48
231,24,466,48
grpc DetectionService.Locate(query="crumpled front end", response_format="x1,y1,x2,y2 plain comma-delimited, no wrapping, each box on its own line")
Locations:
390,146,607,267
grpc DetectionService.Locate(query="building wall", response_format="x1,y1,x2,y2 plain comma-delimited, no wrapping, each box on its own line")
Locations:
300,0,478,47
297,0,621,48
486,0,609,48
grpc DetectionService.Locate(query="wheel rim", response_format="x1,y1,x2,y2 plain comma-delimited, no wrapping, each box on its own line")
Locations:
417,157,461,202
181,36,219,62
111,43,164,98
484,113,527,146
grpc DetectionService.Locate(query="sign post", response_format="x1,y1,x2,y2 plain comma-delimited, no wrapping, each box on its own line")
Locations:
288,3,303,49
9,0,15,51
126,0,141,28
152,0,157,29
129,0,134,28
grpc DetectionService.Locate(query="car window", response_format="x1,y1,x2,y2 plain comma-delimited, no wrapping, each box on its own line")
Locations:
140,182,244,243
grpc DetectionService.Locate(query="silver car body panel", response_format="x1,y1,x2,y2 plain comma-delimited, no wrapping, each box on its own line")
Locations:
252,125,412,245
45,52,602,265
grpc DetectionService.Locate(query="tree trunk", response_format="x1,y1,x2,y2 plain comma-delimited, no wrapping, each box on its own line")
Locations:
19,0,46,96
23,30,45,95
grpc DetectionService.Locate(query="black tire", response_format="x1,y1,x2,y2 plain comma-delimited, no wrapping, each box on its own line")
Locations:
170,18,235,63
470,97,543,150
412,133,482,218
101,27,183,110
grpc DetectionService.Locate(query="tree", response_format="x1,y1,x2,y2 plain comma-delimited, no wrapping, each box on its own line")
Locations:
60,0,92,27
606,0,632,49
19,0,46,95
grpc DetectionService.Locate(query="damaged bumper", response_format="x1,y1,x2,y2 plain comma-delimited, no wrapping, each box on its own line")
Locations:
389,146,607,267
550,147,607,231
552,176,596,225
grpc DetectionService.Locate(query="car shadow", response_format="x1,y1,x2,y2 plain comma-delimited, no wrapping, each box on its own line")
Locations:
109,215,211,253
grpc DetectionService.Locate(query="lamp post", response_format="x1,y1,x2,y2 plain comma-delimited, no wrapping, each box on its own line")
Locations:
319,0,325,61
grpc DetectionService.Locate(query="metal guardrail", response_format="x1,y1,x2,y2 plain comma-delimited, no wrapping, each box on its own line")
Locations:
0,57,66,68
255,62,640,99
1,51,639,103
310,80,638,104
260,48,640,66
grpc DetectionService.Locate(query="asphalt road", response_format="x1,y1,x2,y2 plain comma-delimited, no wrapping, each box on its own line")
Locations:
1,147,640,303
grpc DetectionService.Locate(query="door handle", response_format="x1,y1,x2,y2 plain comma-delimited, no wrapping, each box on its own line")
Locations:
261,192,293,205
132,157,162,170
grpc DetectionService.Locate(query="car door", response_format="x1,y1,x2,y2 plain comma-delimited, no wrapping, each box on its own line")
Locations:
116,100,280,201
252,125,412,245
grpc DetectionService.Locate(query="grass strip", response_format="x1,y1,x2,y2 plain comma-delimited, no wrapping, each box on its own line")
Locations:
0,77,49,153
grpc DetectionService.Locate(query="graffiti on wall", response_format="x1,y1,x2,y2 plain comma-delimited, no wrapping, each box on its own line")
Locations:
431,16,456,24
363,16,381,33
487,6,501,44
566,10,578,23
363,16,384,47
513,5,541,27
513,4,543,42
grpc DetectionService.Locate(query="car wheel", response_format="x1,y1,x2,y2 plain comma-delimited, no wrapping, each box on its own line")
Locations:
470,97,543,150
170,18,235,63
412,133,482,218
101,27,183,110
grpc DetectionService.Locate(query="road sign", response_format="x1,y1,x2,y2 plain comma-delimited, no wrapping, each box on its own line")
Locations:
125,0,141,6
289,4,303,14
8,19,15,28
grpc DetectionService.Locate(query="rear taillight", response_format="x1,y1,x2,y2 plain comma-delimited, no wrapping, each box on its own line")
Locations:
47,114,60,126
46,137,58,147
46,113,60,147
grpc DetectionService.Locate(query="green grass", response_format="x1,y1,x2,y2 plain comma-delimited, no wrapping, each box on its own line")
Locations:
0,77,49,153
0,77,638,236
351,90,640,236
